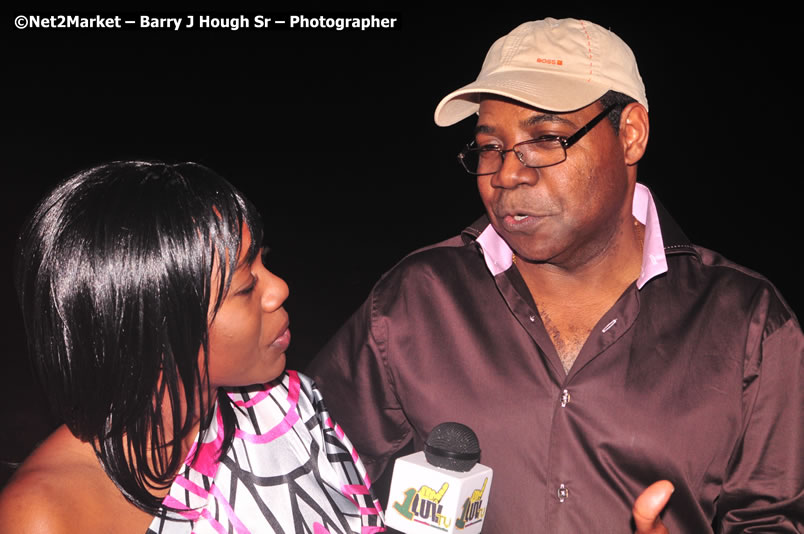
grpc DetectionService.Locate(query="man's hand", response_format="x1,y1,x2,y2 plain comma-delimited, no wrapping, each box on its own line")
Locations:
632,480,674,534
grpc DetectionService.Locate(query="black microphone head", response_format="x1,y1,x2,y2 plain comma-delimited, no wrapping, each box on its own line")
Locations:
424,422,481,472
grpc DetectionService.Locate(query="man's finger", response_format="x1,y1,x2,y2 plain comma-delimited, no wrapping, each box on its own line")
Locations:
632,480,674,534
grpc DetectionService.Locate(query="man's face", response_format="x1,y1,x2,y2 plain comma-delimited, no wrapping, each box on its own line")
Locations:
475,97,635,269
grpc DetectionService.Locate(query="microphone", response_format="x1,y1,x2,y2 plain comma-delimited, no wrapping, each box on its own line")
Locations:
385,422,493,533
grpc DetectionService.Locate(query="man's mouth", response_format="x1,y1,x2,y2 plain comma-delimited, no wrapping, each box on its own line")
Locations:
499,212,551,232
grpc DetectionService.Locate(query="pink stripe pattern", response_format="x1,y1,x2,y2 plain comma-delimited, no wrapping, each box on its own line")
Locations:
147,371,385,533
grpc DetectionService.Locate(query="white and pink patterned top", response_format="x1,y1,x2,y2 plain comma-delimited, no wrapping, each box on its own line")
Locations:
147,370,385,534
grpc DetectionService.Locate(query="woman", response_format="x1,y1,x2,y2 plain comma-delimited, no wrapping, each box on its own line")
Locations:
0,162,384,533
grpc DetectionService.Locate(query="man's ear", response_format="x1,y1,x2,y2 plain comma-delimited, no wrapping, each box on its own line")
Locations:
620,102,649,166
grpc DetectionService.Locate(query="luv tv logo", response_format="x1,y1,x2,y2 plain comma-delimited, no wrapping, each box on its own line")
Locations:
392,478,488,530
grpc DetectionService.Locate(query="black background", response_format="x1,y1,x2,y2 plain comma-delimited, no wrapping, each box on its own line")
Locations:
2,8,800,489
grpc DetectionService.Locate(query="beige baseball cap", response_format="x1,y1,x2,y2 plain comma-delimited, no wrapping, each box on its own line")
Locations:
434,18,648,126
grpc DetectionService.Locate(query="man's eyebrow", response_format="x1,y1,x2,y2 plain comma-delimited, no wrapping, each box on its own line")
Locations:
522,113,577,129
475,113,578,135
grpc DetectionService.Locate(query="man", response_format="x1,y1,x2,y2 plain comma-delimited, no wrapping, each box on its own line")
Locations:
309,18,803,532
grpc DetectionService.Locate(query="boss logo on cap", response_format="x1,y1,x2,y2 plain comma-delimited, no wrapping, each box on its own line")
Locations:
536,58,563,65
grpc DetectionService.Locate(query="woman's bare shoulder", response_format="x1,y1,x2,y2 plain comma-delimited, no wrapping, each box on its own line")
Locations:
0,426,148,534
0,464,76,534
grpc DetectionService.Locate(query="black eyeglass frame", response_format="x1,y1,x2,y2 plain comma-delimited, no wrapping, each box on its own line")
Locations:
457,103,617,176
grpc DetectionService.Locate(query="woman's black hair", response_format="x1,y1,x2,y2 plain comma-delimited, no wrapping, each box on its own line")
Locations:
14,161,263,513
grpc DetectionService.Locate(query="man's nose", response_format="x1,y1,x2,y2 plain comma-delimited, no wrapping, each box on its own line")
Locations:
490,149,539,189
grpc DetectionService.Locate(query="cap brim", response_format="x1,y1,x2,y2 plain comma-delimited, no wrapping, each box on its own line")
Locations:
434,70,609,126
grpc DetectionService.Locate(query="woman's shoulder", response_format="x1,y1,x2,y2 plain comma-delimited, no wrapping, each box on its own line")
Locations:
0,426,151,534
0,462,76,533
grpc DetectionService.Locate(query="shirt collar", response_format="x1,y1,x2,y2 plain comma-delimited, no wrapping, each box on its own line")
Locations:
475,183,668,289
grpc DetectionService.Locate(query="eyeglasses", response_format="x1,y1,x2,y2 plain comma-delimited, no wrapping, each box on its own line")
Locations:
457,104,616,175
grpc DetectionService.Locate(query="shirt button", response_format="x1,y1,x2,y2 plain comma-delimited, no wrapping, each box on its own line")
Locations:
560,389,571,407
602,318,618,333
557,484,568,503
528,314,537,322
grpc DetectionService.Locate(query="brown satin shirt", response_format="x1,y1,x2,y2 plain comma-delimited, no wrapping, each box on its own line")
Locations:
309,190,803,532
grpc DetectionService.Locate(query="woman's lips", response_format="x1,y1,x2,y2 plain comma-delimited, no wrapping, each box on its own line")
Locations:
270,326,291,350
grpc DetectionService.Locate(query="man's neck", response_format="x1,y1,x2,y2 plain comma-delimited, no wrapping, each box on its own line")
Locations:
515,218,645,373
516,217,645,301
